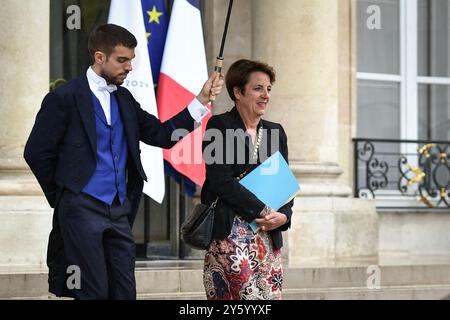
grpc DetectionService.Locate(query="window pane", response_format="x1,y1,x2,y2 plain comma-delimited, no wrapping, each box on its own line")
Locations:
357,0,400,74
357,80,400,139
418,0,450,77
50,0,111,82
357,80,401,194
418,84,450,140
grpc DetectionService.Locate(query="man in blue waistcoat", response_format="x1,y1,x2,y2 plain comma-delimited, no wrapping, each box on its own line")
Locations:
23,24,223,300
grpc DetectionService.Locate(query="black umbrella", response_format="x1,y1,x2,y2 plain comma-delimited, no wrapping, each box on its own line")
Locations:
210,0,234,101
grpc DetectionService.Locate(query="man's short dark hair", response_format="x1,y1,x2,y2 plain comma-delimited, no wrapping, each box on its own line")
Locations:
88,24,137,62
225,59,276,101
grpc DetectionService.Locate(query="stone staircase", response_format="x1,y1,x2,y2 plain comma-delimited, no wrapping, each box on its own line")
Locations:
2,262,450,300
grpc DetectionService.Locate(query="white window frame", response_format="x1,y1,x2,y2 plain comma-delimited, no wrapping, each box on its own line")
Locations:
356,0,450,206
358,0,415,142
357,0,450,140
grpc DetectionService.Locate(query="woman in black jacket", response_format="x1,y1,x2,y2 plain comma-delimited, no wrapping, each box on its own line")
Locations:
201,59,294,300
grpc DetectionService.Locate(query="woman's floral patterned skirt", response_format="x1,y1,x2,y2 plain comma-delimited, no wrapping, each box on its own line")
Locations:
203,216,283,300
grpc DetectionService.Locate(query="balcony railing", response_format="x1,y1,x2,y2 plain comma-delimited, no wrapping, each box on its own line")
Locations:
353,138,450,209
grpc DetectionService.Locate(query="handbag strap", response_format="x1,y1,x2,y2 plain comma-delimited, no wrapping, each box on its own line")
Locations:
210,168,248,208
211,124,264,207
211,197,219,208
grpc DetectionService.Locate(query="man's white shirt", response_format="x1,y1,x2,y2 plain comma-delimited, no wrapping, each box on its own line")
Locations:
86,67,209,125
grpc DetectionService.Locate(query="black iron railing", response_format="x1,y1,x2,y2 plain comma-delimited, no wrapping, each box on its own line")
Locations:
353,138,450,209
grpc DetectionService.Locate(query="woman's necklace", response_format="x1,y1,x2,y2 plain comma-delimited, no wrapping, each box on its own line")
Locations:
252,125,263,162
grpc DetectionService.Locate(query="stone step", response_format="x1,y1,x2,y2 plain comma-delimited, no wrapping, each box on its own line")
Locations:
138,285,450,300
7,285,450,300
2,264,450,299
281,285,450,300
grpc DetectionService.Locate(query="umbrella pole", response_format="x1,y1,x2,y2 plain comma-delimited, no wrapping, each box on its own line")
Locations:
210,0,234,101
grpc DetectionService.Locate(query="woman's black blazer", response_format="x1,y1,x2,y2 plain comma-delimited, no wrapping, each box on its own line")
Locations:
201,107,294,249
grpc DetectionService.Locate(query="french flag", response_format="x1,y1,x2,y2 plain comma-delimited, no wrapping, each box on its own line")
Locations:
157,0,209,187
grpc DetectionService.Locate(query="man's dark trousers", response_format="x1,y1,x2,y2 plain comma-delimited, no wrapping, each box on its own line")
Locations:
58,190,136,300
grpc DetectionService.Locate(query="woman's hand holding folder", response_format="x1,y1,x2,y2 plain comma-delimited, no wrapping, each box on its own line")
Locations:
254,210,288,232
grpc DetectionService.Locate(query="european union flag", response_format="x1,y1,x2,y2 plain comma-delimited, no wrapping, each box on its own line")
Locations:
141,0,168,89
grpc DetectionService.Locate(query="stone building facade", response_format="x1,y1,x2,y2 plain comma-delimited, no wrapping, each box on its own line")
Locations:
1,0,449,272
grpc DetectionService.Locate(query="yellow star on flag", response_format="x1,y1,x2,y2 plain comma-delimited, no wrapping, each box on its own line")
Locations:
147,6,163,24
146,32,151,44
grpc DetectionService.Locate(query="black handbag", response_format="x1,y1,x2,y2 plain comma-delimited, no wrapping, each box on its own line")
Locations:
180,198,218,250
180,153,258,250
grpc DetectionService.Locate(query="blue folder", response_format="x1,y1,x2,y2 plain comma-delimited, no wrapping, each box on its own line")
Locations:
239,151,300,232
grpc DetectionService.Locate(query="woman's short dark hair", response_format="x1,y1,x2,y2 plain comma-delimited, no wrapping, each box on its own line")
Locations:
88,24,137,62
225,59,276,101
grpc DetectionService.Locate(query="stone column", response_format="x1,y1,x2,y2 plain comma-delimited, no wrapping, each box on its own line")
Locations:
0,0,49,195
252,0,378,265
0,0,52,268
203,0,253,116
252,0,349,196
